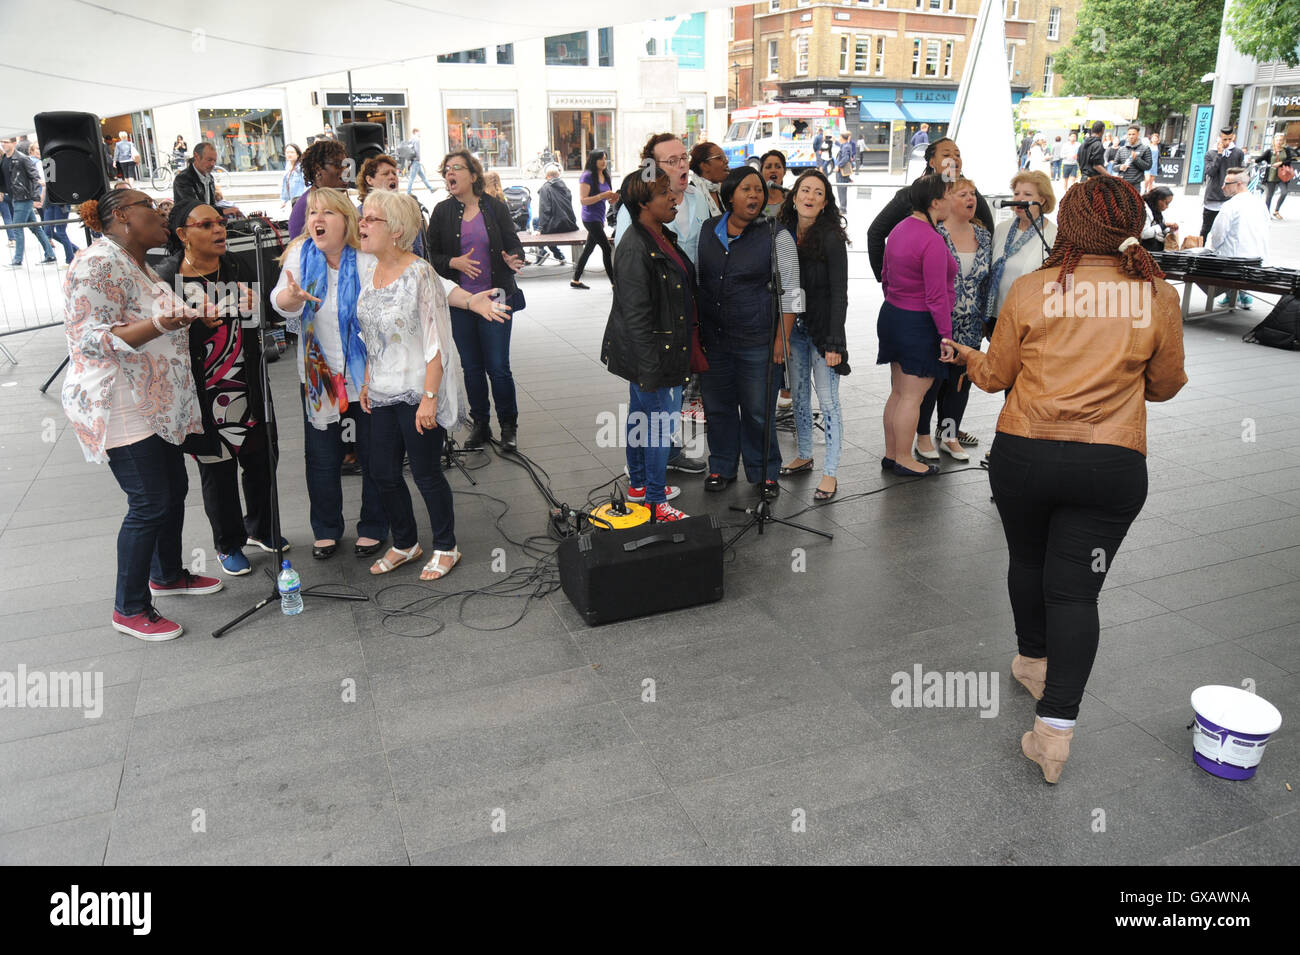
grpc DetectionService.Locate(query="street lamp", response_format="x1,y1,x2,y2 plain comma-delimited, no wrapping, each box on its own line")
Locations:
732,60,741,109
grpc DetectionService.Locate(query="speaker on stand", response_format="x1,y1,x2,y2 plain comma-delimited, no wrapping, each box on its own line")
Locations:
336,123,387,182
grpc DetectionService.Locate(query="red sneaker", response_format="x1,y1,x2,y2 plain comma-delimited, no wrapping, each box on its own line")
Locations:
112,608,183,641
682,398,706,423
651,501,689,522
149,570,224,598
626,485,680,503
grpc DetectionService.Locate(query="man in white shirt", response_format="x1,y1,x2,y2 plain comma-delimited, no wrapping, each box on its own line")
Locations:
1209,166,1270,309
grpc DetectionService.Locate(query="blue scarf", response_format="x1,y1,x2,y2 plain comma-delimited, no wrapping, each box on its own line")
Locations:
298,240,366,390
985,217,1045,322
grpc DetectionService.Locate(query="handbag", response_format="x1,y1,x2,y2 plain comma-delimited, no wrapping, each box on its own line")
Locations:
1279,163,1295,183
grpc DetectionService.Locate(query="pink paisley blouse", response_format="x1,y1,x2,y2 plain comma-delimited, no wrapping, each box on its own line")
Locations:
61,239,203,463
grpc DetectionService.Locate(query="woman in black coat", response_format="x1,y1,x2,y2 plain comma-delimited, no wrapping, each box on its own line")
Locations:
153,199,284,576
867,137,993,282
600,168,699,522
777,169,850,502
425,150,526,451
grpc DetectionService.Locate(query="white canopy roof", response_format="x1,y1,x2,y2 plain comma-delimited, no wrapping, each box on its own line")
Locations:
0,0,705,136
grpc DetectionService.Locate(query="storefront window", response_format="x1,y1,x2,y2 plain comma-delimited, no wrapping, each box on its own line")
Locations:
321,109,406,150
496,44,514,65
598,27,614,67
197,107,285,171
546,32,589,66
550,109,614,171
446,108,517,167
438,49,487,64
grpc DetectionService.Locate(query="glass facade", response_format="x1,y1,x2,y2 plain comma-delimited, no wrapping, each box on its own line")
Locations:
446,107,517,167
546,31,589,66
197,107,285,171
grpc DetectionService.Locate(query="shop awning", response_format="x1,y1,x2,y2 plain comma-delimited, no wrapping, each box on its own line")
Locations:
902,103,954,123
860,101,906,123
0,0,705,136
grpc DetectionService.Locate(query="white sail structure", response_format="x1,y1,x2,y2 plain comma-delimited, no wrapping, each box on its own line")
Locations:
949,0,1018,196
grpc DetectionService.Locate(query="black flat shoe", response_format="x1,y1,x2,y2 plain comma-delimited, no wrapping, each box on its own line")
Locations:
570,281,589,290
312,543,338,559
890,461,939,477
881,457,895,469
354,540,384,558
704,473,735,492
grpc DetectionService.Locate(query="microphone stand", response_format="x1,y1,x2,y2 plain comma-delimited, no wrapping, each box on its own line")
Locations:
213,219,367,638
1021,202,1052,258
727,215,834,549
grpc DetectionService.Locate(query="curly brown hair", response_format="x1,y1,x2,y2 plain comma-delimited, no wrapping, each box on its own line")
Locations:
357,154,398,197
301,139,348,187
1038,175,1164,289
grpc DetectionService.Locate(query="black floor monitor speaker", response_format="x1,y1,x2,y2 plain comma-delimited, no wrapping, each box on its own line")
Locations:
34,111,111,205
337,122,386,169
557,515,725,625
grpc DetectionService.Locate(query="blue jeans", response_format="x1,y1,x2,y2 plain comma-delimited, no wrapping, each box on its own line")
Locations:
699,343,781,483
626,382,676,503
10,200,55,264
106,435,188,615
407,161,434,193
786,321,842,476
41,204,78,262
367,403,456,551
450,305,517,425
301,386,388,542
0,194,13,232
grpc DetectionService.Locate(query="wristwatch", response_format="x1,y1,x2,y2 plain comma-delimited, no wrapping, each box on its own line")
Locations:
423,390,436,400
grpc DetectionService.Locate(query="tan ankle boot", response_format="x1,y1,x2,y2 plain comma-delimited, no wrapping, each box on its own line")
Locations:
1011,654,1047,700
1021,717,1073,784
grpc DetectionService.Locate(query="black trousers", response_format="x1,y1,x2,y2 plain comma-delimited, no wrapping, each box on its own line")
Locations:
1201,207,1219,239
989,434,1148,721
917,373,973,439
573,220,613,282
368,403,455,552
198,442,277,554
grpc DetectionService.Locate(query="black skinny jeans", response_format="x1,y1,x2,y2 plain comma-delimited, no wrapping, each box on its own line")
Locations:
573,220,613,282
989,433,1148,721
917,373,973,439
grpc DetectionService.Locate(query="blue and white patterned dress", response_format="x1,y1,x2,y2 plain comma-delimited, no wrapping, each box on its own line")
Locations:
940,222,992,348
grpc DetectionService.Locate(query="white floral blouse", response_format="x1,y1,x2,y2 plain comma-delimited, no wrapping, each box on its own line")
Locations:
61,239,202,463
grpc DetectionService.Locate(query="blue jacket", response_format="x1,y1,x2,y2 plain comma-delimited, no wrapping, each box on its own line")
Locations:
696,215,793,351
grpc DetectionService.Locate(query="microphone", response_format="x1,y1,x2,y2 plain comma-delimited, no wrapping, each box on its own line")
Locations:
994,199,1043,209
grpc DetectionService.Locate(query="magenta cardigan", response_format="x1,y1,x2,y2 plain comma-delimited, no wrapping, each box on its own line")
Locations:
881,216,956,338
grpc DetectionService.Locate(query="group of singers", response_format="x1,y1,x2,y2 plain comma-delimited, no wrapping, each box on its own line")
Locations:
64,133,1188,787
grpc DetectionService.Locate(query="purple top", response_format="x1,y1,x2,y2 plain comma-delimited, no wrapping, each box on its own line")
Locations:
458,210,493,294
882,216,956,338
579,171,612,223
288,192,309,240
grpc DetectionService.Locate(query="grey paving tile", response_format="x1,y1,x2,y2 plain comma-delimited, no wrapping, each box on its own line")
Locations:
1156,811,1300,865
0,718,132,783
410,793,704,865
0,812,113,866
1233,622,1300,674
0,761,122,834
0,680,136,744
1180,583,1300,638
1126,553,1298,611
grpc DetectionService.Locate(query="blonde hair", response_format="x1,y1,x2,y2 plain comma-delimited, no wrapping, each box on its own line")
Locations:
363,190,423,252
483,170,505,203
278,186,359,264
948,176,977,195
1009,169,1056,214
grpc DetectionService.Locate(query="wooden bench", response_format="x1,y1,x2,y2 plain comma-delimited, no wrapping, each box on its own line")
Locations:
516,230,592,256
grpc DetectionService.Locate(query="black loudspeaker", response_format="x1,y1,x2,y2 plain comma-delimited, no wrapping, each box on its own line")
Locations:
34,111,112,205
557,515,725,625
337,122,386,170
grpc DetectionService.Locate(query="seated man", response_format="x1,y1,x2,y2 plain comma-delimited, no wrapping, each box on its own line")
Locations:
1208,166,1270,309
534,163,577,265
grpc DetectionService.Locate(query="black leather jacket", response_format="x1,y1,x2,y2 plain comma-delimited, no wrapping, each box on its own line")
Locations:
172,163,216,207
5,151,42,203
601,220,695,390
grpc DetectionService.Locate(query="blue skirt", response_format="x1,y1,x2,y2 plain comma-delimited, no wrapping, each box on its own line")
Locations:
876,300,944,379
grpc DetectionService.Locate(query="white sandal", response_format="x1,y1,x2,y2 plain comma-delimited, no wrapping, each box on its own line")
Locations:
370,544,423,575
420,547,462,581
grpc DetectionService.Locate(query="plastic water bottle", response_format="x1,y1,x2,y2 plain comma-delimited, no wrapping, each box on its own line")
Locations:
278,560,303,615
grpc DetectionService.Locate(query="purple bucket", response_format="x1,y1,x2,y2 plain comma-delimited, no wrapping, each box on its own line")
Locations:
1190,685,1283,781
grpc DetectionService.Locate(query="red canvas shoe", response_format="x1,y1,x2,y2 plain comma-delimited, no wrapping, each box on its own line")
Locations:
651,501,689,522
111,608,183,642
626,485,680,502
149,570,224,597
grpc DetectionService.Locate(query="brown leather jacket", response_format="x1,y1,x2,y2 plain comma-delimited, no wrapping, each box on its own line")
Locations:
964,255,1187,455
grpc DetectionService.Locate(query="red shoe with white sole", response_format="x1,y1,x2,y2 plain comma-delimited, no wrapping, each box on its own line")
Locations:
149,570,224,598
626,484,680,502
111,608,183,641
651,501,689,522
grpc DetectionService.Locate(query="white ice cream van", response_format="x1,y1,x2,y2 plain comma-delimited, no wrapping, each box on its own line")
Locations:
721,103,850,171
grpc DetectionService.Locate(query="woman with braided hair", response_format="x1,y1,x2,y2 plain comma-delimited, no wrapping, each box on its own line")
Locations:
941,175,1187,784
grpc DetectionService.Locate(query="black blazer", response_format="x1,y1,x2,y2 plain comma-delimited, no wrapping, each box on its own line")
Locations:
867,181,992,281
172,163,217,207
425,193,524,296
601,220,695,391
792,223,851,375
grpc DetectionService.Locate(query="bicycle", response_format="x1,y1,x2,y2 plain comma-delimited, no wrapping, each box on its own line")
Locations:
147,162,173,190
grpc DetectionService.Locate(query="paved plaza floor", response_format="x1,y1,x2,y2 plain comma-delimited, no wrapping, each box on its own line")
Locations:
0,186,1297,866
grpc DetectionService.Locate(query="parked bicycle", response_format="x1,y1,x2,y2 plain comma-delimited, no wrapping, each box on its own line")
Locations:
524,148,558,179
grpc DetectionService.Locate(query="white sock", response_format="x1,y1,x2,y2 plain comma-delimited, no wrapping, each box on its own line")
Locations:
1039,716,1076,730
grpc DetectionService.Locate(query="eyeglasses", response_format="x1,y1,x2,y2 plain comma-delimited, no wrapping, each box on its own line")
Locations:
120,198,157,212
185,218,224,230
444,163,469,173
359,215,388,226
706,154,727,163
658,156,689,168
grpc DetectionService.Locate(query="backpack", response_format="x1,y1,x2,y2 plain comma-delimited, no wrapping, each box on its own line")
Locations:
1243,295,1300,350
395,142,415,163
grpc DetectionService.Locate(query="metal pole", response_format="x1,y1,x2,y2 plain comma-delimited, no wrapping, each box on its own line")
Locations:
348,70,356,123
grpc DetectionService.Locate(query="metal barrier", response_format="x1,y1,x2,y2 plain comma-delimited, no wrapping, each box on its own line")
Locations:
0,216,88,340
